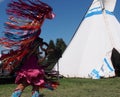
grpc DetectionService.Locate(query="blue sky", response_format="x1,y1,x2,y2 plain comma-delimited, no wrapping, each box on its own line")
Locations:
0,0,120,46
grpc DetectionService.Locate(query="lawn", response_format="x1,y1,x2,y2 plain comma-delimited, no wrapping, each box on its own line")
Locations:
1,77,120,97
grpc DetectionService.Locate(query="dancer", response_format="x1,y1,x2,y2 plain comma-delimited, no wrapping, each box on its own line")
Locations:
12,37,55,97
0,0,58,97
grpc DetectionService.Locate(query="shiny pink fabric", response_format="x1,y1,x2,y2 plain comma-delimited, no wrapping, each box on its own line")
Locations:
15,55,45,86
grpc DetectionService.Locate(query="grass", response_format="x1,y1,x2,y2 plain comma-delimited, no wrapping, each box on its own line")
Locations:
1,77,120,97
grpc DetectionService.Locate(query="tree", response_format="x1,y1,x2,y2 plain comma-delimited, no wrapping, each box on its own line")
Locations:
55,38,67,54
46,38,67,66
47,40,56,63
48,40,55,50
54,38,67,60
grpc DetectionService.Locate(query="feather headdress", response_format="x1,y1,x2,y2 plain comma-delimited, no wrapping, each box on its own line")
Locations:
0,0,55,72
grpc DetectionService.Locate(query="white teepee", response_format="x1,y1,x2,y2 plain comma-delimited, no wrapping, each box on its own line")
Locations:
54,0,120,79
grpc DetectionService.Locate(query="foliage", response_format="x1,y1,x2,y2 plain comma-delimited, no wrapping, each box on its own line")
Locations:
55,38,67,53
46,38,67,65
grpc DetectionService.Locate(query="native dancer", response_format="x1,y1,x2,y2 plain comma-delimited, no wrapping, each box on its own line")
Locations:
0,0,58,97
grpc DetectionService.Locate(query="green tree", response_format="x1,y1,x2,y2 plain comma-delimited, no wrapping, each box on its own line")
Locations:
54,38,67,60
47,40,56,63
48,40,55,50
46,38,67,66
55,38,67,54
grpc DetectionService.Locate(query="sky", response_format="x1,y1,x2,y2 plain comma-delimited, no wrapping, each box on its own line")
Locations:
0,0,120,47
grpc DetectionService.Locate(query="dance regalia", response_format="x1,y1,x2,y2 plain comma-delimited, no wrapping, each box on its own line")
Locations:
0,0,58,89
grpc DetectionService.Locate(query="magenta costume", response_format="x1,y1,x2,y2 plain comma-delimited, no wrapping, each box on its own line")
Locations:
15,55,45,86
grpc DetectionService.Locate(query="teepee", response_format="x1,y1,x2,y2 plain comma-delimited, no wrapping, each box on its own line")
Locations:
55,0,120,79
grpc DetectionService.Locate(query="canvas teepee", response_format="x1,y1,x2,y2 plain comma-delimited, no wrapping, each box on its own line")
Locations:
55,0,120,79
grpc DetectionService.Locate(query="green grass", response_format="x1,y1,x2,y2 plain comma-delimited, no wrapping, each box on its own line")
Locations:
1,77,120,97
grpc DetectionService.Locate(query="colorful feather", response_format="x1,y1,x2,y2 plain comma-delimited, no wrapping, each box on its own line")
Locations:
0,0,55,72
